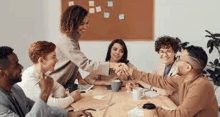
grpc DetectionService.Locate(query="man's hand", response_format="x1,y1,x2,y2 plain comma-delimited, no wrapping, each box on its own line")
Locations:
125,81,138,92
39,73,54,103
110,63,130,77
68,109,93,117
70,90,82,102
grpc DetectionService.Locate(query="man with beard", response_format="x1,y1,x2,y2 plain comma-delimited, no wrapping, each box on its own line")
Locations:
125,45,218,117
0,46,92,117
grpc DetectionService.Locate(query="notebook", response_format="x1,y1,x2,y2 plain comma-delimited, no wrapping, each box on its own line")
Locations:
78,84,94,91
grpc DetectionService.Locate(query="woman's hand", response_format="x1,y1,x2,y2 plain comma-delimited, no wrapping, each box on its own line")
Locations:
68,109,93,117
70,90,82,102
39,73,54,103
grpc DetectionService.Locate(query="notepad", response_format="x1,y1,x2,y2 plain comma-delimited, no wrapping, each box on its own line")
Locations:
78,84,94,92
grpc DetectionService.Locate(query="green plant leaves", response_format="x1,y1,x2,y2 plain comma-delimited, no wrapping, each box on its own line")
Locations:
214,59,219,65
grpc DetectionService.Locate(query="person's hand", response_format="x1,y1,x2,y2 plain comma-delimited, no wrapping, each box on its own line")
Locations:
39,73,54,102
68,109,93,117
70,90,81,102
110,63,129,76
125,81,138,92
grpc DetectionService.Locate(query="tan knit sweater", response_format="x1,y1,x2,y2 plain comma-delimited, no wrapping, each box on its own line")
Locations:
132,69,218,117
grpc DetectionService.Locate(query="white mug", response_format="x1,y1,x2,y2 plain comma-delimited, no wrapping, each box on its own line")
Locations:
132,87,144,101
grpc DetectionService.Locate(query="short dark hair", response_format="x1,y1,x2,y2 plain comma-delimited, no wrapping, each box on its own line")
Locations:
0,46,14,69
185,45,208,71
28,41,56,64
105,39,129,64
155,36,180,53
60,5,88,38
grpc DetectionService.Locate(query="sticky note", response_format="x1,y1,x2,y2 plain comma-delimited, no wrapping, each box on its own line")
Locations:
89,8,95,13
68,1,74,6
96,6,102,12
119,14,125,20
104,12,110,18
89,1,94,7
107,1,113,7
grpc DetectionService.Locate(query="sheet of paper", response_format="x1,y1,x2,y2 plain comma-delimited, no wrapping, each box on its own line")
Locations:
145,91,159,98
96,6,102,12
93,95,104,99
127,107,144,117
68,1,74,6
89,1,94,6
104,12,110,18
119,14,125,20
89,8,95,13
107,1,113,7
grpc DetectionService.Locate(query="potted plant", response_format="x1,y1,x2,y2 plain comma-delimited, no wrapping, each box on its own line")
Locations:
203,30,220,86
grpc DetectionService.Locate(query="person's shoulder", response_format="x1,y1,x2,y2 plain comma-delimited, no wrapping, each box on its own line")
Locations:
22,65,35,77
12,84,25,93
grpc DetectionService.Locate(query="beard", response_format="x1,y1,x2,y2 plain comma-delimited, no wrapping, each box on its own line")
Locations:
11,77,21,84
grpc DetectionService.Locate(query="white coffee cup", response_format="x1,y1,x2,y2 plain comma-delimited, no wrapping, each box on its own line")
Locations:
132,87,144,101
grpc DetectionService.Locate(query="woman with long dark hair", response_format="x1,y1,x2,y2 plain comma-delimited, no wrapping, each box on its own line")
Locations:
85,39,136,86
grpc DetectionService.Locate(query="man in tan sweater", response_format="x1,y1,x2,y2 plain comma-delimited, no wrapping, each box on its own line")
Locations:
126,45,218,117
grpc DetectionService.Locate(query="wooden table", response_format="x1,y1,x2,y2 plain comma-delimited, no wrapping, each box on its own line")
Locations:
70,86,177,117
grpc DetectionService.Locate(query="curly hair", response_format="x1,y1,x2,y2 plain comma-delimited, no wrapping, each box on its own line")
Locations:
105,39,129,64
155,36,180,53
0,46,14,69
60,5,88,38
28,41,56,64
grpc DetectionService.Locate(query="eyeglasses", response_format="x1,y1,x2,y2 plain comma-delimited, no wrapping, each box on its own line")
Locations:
159,50,174,55
176,56,201,69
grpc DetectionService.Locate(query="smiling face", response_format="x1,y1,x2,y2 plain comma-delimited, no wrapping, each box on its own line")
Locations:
159,46,175,65
41,51,57,72
4,52,23,83
110,43,124,62
77,16,90,35
176,50,192,76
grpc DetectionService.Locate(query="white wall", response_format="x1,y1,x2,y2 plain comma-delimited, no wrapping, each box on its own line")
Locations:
46,0,220,77
1,0,219,76
0,0,47,69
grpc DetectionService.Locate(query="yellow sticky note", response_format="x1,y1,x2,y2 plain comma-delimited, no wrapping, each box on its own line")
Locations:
68,1,74,6
89,1,94,6
96,6,102,12
89,8,95,13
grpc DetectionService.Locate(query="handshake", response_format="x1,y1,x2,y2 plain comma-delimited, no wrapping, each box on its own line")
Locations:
110,62,133,78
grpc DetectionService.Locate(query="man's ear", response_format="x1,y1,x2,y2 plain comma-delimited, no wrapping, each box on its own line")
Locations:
38,57,44,64
0,69,6,77
186,64,193,72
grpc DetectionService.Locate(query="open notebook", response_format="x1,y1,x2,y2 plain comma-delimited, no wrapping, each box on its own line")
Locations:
78,84,94,92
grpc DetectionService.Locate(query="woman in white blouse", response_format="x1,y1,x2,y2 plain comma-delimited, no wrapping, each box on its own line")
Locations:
20,41,81,109
49,5,128,88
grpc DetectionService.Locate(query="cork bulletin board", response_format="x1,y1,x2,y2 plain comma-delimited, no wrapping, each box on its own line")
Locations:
61,0,154,40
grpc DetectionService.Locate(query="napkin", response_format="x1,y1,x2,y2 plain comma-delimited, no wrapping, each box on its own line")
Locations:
145,91,159,98
128,107,144,117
